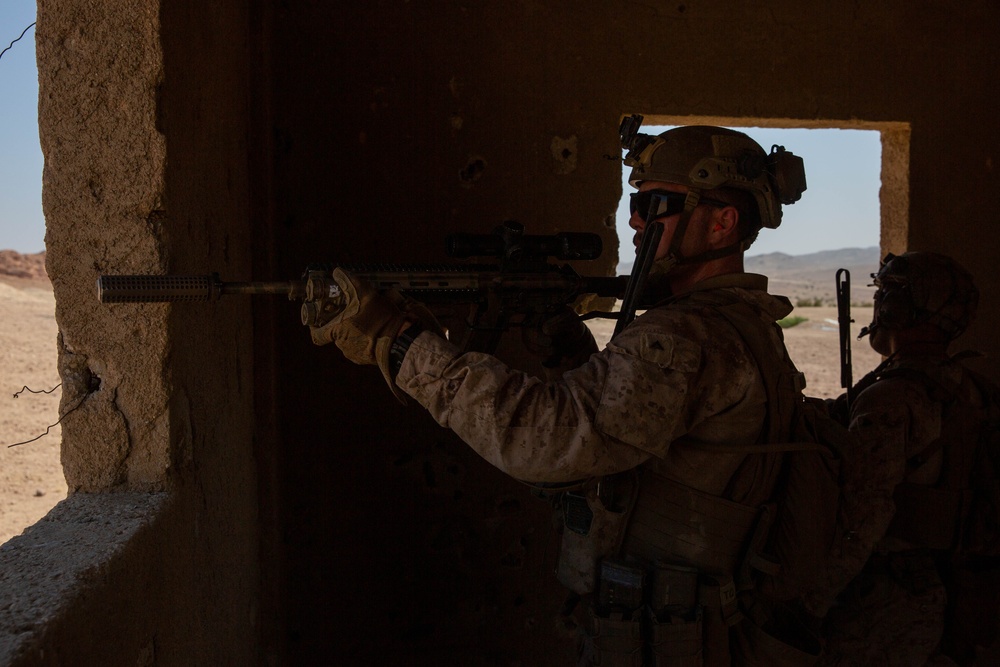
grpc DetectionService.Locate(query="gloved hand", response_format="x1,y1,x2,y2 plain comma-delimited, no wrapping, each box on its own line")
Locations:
523,307,598,370
310,268,442,402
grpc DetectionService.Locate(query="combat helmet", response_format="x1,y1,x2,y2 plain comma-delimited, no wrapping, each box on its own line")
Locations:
621,118,807,239
862,251,979,341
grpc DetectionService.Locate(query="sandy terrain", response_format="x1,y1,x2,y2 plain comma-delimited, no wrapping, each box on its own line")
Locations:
0,248,881,545
0,268,67,545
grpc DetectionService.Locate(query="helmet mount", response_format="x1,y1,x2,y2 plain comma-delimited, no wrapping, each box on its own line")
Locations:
619,115,806,268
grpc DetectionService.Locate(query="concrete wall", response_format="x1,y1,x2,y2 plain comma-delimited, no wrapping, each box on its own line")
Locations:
1,1,997,665
0,0,260,664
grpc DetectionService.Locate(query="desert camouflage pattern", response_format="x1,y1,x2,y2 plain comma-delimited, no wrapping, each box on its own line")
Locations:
821,552,952,667
396,273,792,493
821,357,963,666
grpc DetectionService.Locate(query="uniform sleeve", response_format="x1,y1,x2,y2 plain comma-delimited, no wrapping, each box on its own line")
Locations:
809,379,914,611
394,331,655,482
395,308,757,484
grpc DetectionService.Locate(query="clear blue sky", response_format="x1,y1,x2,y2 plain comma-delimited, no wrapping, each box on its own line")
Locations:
1,2,881,259
1,2,42,253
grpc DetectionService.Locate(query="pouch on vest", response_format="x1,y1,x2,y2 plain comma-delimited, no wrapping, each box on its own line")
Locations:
649,610,703,667
760,399,844,606
586,607,644,667
620,466,766,590
557,475,636,595
650,561,700,616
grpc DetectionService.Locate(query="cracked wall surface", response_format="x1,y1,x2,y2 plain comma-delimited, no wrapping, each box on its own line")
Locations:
38,0,170,493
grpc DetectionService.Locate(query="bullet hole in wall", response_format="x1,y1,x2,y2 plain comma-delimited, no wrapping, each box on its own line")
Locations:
460,156,487,186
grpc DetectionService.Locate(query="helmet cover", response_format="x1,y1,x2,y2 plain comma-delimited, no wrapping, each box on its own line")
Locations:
868,251,978,340
623,124,806,232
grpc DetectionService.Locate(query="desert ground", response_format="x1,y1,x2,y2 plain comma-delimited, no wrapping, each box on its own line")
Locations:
0,251,881,544
0,254,67,545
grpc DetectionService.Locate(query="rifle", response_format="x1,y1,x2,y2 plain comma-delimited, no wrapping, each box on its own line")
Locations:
835,268,853,406
97,222,631,356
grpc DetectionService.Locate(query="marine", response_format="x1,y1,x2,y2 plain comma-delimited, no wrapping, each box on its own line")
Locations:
311,121,821,665
821,251,1000,666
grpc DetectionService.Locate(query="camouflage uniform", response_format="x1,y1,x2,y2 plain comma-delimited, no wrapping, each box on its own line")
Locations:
397,273,786,492
821,357,960,666
820,251,998,666
398,273,800,666
312,122,812,665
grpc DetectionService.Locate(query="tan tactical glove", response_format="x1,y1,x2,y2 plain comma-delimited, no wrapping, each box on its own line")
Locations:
310,268,442,403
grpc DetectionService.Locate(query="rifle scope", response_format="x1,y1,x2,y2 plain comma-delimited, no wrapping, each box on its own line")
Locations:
446,221,602,262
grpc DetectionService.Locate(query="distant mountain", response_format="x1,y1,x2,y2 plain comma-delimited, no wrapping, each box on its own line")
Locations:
748,246,880,305
746,247,880,273
618,246,881,306
0,250,47,280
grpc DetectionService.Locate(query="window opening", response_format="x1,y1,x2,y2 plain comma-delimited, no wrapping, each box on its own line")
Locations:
615,125,882,271
605,122,903,398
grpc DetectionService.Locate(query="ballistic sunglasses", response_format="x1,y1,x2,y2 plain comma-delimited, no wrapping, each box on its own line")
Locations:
629,190,728,221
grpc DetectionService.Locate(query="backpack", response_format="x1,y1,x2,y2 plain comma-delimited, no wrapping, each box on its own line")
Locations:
955,368,1000,559
856,357,1000,662
699,294,862,618
850,357,1000,557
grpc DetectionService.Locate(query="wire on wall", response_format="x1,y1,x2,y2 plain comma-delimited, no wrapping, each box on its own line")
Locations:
0,22,36,64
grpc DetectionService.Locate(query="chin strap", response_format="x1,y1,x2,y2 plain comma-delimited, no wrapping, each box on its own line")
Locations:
616,190,749,337
652,189,749,270
649,190,700,275
614,221,664,338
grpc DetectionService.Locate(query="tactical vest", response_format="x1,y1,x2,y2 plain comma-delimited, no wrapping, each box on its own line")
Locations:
558,289,825,667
